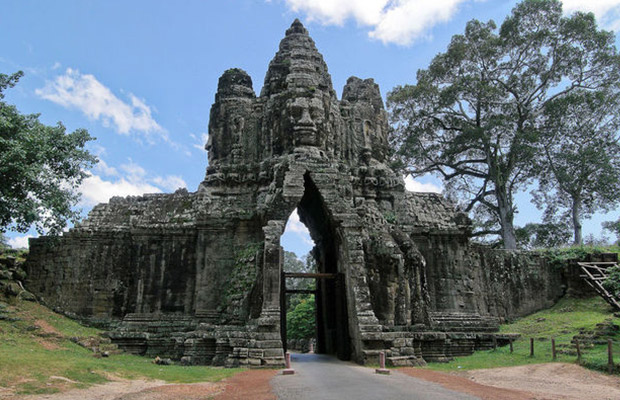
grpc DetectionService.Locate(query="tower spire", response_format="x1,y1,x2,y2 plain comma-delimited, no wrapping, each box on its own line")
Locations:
260,19,334,97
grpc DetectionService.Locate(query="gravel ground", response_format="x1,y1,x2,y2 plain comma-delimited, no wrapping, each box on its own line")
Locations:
456,363,620,400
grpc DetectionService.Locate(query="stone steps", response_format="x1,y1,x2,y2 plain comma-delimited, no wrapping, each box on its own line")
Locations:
430,312,500,332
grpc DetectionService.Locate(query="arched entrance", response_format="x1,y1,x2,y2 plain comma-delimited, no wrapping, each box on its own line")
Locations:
280,173,351,361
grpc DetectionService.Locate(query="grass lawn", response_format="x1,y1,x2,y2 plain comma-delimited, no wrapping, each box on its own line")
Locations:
0,297,241,395
426,296,620,373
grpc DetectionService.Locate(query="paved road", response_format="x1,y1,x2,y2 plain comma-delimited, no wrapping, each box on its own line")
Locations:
271,353,480,400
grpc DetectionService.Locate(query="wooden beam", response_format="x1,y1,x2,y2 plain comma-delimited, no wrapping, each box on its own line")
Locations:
578,263,620,310
285,289,317,294
578,262,619,265
284,272,339,279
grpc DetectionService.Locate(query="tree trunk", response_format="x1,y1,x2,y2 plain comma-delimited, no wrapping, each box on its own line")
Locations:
572,196,583,245
496,185,517,250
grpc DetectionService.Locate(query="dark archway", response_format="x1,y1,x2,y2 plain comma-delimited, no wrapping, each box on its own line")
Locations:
280,172,351,361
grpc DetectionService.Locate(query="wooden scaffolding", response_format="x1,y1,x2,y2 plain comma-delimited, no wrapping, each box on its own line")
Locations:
578,261,620,311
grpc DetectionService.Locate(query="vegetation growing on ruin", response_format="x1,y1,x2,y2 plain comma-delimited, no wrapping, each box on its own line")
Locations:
537,245,620,268
219,242,263,322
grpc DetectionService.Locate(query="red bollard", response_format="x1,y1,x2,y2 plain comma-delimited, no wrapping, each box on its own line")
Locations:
282,351,295,375
375,351,390,375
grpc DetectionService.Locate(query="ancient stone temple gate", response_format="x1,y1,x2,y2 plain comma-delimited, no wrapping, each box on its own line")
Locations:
25,20,564,367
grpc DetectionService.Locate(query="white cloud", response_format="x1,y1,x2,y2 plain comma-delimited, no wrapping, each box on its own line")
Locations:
89,144,107,157
562,0,620,30
120,161,148,180
277,0,470,45
285,208,314,246
79,174,162,206
152,175,187,191
8,235,33,249
35,68,165,138
94,159,118,177
51,61,61,70
404,175,442,193
79,159,187,206
190,132,209,152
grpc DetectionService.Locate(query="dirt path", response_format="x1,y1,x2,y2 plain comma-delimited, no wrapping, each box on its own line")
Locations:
1,369,276,400
2,379,177,400
401,368,541,399
213,369,276,400
457,363,620,400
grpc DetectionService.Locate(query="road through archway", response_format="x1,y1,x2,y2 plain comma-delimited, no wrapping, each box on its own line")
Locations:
271,353,479,400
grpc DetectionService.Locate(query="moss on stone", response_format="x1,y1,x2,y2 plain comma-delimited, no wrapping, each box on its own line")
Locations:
219,242,264,323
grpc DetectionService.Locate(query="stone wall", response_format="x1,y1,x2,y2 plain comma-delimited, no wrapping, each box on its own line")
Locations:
473,247,564,321
416,234,565,324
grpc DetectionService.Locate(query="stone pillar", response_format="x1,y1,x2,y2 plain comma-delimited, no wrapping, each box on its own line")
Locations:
258,220,285,324
247,219,286,368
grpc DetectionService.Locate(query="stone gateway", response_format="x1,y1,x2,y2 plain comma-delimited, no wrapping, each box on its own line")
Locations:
25,20,563,367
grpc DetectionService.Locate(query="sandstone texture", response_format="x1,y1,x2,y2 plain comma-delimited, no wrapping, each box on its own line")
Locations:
25,20,563,367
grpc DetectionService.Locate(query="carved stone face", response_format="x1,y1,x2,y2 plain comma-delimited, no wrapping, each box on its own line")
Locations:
284,94,326,147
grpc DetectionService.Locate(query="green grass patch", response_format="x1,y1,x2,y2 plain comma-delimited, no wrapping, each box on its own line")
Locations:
0,296,241,395
426,297,620,373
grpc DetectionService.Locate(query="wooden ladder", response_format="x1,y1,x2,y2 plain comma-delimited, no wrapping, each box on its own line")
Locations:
578,261,620,310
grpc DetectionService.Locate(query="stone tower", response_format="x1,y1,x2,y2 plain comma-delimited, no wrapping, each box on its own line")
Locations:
25,20,563,367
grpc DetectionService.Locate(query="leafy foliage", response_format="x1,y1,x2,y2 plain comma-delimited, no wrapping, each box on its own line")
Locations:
537,245,620,268
0,71,97,235
387,0,620,249
219,242,263,322
284,251,317,310
603,219,620,244
286,294,315,340
282,251,317,340
534,89,620,245
515,221,571,250
283,250,307,289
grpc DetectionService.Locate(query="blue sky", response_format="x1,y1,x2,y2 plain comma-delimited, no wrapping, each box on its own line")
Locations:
2,0,620,255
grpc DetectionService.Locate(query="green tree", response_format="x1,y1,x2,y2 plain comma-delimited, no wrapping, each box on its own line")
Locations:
388,0,620,249
0,71,96,235
603,218,620,244
283,250,310,291
534,89,620,245
283,251,317,311
286,294,315,340
515,221,571,250
283,250,305,273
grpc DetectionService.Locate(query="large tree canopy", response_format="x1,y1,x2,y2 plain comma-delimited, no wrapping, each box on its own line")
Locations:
388,0,620,249
534,89,620,245
0,71,96,235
